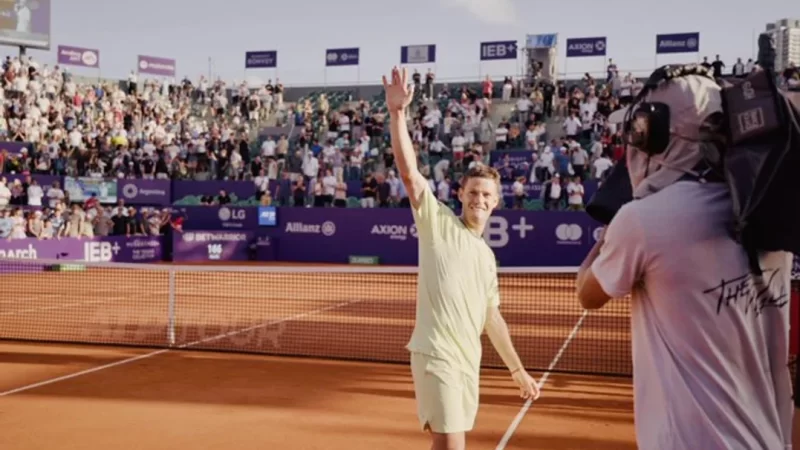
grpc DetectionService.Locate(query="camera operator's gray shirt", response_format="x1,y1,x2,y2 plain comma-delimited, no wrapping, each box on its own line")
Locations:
592,180,793,450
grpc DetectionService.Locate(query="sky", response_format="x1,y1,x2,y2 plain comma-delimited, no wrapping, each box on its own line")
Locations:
6,0,797,88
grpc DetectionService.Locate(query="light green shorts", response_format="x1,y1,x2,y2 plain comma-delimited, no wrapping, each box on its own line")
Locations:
410,352,479,434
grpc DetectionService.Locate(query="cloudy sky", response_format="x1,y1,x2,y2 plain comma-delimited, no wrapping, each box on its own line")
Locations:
11,0,796,86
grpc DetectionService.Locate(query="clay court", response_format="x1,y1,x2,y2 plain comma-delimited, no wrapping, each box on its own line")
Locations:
0,262,637,449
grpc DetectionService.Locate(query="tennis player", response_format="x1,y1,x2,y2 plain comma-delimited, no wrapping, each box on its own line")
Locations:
576,73,794,448
382,67,539,450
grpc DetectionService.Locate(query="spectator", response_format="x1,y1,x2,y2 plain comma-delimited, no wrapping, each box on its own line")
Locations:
570,143,589,180
321,168,336,207
566,176,585,211
502,77,514,101
26,178,43,206
711,55,725,78
27,210,44,239
0,208,10,239
543,174,563,211
386,170,401,205
0,178,11,209
563,112,581,141
512,176,526,209
437,175,452,203
592,152,614,180
291,176,306,207
216,190,231,205
375,173,391,208
45,181,64,209
126,207,145,236
40,218,54,239
61,203,85,238
333,175,347,208
92,207,113,237
360,173,377,208
8,207,25,239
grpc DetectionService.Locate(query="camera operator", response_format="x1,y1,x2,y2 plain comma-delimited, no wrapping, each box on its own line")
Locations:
576,72,793,449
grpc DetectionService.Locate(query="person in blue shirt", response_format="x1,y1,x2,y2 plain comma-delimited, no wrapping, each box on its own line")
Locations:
0,209,12,238
553,146,571,178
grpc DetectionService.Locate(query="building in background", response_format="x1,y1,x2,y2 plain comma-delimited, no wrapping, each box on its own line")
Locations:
765,18,800,72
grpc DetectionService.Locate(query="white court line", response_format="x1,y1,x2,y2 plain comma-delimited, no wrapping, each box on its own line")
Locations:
495,310,589,450
0,299,364,397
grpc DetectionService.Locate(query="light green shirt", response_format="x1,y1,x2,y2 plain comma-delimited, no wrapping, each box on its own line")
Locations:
406,185,500,375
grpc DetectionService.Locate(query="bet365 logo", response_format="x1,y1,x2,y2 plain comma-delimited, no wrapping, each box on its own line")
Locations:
207,244,223,260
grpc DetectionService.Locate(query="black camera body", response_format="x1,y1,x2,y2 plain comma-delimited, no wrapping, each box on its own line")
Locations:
586,34,800,274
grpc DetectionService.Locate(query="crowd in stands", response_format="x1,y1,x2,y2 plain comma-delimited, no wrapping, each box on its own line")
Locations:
0,196,174,240
0,175,176,239
0,52,797,218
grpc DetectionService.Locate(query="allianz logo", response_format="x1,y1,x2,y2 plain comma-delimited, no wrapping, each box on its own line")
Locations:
285,221,336,236
371,224,418,240
659,39,696,48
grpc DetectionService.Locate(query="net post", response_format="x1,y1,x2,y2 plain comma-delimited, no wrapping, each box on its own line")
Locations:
167,270,176,346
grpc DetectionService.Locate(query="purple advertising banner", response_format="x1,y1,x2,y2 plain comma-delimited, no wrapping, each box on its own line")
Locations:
0,236,162,266
137,55,176,77
172,180,258,205
245,51,277,69
117,179,171,206
0,140,34,155
490,149,534,169
253,207,602,266
656,32,700,55
480,41,518,61
172,230,254,262
0,0,50,50
325,48,360,67
57,45,99,68
565,37,607,58
178,206,258,230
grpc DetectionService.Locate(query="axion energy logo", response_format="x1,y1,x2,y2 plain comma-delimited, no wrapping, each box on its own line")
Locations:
370,224,417,241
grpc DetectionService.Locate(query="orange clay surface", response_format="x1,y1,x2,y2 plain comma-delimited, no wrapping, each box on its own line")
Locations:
0,342,635,450
0,262,635,449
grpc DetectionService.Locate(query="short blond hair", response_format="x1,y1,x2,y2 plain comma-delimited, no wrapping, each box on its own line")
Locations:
462,163,501,184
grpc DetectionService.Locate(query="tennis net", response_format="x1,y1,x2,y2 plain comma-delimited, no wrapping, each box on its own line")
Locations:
0,259,633,376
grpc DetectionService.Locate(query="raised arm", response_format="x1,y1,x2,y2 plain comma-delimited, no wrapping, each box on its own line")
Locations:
383,67,428,210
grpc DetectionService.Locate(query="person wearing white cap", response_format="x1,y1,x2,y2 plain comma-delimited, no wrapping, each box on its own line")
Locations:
576,67,793,449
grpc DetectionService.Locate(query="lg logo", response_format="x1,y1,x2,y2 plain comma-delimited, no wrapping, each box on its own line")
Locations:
218,207,246,222
483,217,534,248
